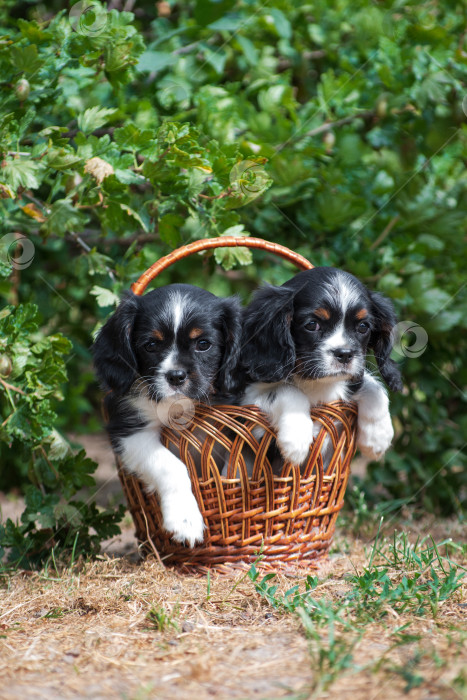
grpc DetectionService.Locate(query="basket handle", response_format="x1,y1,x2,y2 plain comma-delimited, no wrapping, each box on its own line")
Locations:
131,236,314,295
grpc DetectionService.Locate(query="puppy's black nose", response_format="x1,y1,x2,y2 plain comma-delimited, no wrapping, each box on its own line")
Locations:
166,369,187,386
333,348,353,364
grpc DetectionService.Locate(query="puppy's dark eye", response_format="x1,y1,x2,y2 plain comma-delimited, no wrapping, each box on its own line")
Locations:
195,339,211,352
144,340,158,352
357,321,370,334
305,320,320,332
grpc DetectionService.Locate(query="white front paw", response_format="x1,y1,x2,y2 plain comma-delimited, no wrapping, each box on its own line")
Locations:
357,413,394,460
277,415,314,466
162,491,205,548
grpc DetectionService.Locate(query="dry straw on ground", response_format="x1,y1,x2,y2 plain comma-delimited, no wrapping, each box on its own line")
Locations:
0,517,466,700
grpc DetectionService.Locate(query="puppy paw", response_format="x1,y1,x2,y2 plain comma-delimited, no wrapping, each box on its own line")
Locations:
277,415,314,466
357,414,394,460
162,491,205,548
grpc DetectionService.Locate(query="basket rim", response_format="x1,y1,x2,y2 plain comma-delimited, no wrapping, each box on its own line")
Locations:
131,236,313,295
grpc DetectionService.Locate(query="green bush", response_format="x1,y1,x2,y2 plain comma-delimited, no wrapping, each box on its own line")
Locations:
1,0,466,565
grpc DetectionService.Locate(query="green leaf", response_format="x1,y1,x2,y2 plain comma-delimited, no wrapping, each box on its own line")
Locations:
46,148,83,170
222,225,247,237
416,234,444,252
195,0,236,27
117,202,149,232
47,429,73,461
202,47,227,75
44,199,86,235
429,310,462,333
114,169,147,185
416,288,452,315
136,51,177,73
54,503,83,528
268,8,292,39
90,285,120,308
113,124,157,155
187,169,208,198
159,213,184,247
77,107,117,135
236,36,258,66
232,246,252,266
2,159,41,190
208,15,242,31
214,229,252,270
87,248,114,276
10,44,43,75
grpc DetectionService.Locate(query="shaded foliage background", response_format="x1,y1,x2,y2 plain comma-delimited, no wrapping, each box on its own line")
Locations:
1,0,466,566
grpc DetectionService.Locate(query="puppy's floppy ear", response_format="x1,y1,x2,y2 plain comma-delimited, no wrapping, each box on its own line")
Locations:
369,291,403,392
241,284,296,383
92,291,140,395
215,296,243,395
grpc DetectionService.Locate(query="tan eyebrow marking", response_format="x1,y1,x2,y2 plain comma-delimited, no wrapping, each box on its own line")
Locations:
314,308,331,320
152,329,164,340
356,309,368,320
189,327,203,339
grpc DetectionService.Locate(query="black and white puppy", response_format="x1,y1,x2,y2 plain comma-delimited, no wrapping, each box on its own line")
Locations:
92,283,241,546
240,267,403,465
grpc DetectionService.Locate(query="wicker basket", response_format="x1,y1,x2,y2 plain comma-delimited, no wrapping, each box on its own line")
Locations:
115,236,358,573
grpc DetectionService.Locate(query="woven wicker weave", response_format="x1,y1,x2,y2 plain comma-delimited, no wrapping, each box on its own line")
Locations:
115,236,358,573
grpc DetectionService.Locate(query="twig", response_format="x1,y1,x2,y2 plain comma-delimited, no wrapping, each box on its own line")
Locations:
369,215,400,250
76,191,106,209
173,41,202,56
69,231,92,254
0,377,26,395
307,109,375,137
38,444,60,478
1,413,13,428
277,50,327,70
93,233,159,246
68,228,156,246
277,109,375,149
22,192,51,214
68,231,117,283
198,189,232,201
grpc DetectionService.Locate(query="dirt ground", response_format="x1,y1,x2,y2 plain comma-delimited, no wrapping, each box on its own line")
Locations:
1,437,466,700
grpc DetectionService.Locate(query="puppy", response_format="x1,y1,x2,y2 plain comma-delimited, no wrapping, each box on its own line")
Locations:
240,267,403,467
92,283,241,546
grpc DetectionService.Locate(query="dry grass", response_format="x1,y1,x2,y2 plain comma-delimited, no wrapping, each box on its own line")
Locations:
0,518,466,700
